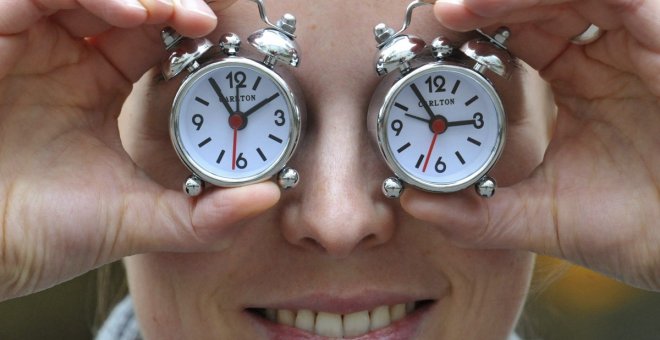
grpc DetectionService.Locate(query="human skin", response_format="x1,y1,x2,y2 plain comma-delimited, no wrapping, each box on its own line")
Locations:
120,1,551,338
0,0,656,337
404,0,660,290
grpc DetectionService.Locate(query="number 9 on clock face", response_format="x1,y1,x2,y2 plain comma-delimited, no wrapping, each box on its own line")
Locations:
171,58,302,187
375,63,506,193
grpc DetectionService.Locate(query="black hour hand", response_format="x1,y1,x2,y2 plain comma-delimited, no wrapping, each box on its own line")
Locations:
446,119,476,127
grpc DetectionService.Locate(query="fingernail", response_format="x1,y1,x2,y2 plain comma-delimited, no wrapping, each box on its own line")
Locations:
179,0,217,19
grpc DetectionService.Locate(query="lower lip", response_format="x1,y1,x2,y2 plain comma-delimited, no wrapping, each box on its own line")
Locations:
247,303,432,340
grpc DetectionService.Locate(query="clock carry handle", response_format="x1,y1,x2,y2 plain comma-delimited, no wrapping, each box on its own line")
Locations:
373,0,515,78
160,0,300,81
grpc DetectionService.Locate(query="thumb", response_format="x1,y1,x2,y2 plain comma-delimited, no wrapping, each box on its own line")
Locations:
400,177,559,255
118,180,281,255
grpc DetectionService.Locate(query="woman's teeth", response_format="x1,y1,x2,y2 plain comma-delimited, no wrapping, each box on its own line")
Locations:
260,302,416,337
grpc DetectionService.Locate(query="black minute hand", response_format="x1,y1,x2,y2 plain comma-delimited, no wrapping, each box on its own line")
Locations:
244,93,281,117
410,84,435,119
209,77,234,115
405,113,430,123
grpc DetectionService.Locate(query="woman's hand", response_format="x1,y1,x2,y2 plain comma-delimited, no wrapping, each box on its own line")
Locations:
0,0,281,301
402,0,660,290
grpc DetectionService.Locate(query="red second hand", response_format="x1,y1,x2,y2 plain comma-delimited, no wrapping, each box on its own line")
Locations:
422,132,439,173
232,127,238,170
229,114,243,171
422,119,447,172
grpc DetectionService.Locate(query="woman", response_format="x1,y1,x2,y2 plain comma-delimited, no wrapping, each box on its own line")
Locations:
0,0,657,339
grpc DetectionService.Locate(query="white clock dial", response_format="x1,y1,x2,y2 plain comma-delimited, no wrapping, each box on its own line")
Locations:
380,64,505,192
172,59,298,186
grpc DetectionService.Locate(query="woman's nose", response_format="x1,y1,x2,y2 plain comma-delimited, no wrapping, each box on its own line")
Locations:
280,102,396,258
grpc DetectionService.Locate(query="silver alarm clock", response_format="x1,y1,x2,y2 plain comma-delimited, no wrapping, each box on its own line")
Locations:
367,0,515,199
161,0,304,196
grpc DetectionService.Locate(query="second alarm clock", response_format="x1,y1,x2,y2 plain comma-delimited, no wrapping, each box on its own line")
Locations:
368,0,515,199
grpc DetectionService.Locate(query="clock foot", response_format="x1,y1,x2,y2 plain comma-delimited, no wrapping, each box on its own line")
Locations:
184,175,205,197
382,177,404,199
277,167,299,190
475,176,496,198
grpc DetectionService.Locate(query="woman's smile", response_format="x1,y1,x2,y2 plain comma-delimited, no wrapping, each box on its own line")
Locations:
246,299,435,338
123,1,548,339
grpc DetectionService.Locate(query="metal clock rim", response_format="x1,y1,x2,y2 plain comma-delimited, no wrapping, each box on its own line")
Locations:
376,62,507,193
170,57,302,187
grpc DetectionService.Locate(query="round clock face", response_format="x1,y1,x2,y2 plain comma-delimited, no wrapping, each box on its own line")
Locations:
379,64,505,192
171,59,299,186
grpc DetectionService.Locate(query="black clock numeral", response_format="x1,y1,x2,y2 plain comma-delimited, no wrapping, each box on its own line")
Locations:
257,148,267,162
455,151,466,165
274,109,286,126
192,114,204,131
435,156,447,173
236,153,248,169
415,154,425,169
425,75,447,93
226,71,247,89
473,112,484,129
391,119,404,136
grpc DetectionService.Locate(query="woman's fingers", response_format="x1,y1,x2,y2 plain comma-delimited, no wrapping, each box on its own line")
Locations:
124,181,281,254
461,0,571,18
431,2,588,71
400,183,553,254
139,0,177,24
0,0,232,84
435,0,660,50
0,0,148,34
88,0,241,83
433,0,660,96
51,0,176,38
434,1,576,32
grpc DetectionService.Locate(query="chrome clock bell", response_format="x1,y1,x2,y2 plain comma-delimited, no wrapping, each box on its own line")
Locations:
367,0,515,199
162,0,305,196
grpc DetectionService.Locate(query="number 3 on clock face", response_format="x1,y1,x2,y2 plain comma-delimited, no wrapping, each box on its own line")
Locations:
171,59,301,187
377,64,506,193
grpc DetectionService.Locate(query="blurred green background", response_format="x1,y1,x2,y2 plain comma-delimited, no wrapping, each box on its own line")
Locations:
1,257,659,339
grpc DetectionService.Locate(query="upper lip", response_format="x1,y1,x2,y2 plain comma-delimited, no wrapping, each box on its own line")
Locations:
245,289,441,315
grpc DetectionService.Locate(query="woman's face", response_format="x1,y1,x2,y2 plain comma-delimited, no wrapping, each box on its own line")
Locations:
122,1,552,338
